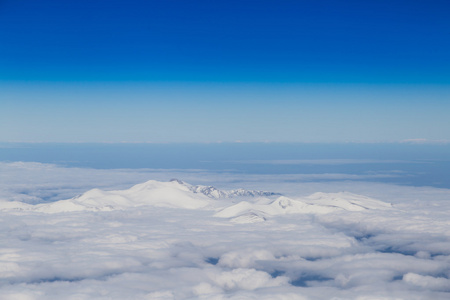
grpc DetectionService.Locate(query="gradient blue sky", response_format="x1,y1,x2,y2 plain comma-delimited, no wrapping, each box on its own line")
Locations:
1,0,449,143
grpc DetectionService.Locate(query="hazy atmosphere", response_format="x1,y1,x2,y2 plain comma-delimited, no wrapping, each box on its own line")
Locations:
1,1,450,299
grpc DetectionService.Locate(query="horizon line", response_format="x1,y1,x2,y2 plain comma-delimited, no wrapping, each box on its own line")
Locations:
1,139,450,145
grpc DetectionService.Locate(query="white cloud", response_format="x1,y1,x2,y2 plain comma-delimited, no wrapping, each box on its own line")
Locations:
0,162,449,298
232,159,422,165
403,273,450,291
400,139,450,144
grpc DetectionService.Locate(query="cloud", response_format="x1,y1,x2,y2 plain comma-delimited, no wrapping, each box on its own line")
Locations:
232,159,422,165
403,273,450,292
0,162,450,298
400,139,450,144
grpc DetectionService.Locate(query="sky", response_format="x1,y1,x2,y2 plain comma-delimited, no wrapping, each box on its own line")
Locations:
1,0,449,143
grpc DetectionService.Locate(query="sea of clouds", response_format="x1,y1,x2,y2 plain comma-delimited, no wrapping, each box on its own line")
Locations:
1,161,450,299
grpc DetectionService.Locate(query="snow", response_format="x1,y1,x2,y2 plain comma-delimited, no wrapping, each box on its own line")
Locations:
214,192,392,221
33,180,211,212
1,179,281,213
3,179,393,219
303,191,393,211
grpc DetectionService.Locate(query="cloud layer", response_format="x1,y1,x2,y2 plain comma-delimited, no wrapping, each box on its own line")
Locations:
1,162,450,299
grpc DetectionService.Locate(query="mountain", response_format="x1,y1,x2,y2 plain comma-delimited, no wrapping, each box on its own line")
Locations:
214,192,392,223
302,191,392,211
171,179,280,199
25,179,278,213
0,180,392,218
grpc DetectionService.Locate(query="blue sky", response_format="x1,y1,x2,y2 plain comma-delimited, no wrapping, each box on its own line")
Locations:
1,0,449,143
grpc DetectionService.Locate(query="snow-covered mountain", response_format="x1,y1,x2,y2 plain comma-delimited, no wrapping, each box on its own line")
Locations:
0,179,279,213
213,192,392,223
0,180,392,219
302,191,392,211
171,179,280,199
34,179,211,213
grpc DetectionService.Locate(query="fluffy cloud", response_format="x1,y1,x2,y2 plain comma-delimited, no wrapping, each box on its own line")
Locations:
0,162,450,299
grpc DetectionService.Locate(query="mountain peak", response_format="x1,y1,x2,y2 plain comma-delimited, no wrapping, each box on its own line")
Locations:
169,178,185,185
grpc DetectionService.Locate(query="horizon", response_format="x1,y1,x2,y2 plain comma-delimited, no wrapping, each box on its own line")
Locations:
2,142,450,189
